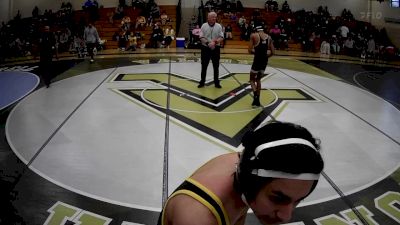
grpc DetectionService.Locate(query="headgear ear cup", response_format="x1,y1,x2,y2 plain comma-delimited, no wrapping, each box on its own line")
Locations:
237,129,258,197
241,130,254,148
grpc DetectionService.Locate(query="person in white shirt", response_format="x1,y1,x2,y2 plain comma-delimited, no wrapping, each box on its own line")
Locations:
198,12,224,88
339,25,349,40
83,23,100,63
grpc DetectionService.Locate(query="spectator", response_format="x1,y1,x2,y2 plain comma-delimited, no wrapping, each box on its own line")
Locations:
383,45,395,61
265,0,273,11
147,15,154,27
160,11,170,25
354,34,366,56
205,0,214,12
65,2,73,14
121,16,131,31
150,2,160,18
344,36,355,56
320,40,330,55
188,15,197,45
113,4,124,20
162,26,175,48
229,12,237,23
281,1,291,13
58,29,70,52
271,0,279,12
149,23,163,48
279,28,289,50
32,6,39,18
39,25,56,88
127,32,137,51
82,0,98,21
269,25,281,47
14,10,21,21
191,24,202,47
192,24,201,37
338,24,349,41
118,30,128,51
342,9,354,21
367,36,376,61
330,35,340,54
225,24,233,40
241,23,252,41
134,31,145,48
236,0,244,12
83,22,100,63
238,15,246,28
135,15,146,30
132,0,145,10
70,34,85,58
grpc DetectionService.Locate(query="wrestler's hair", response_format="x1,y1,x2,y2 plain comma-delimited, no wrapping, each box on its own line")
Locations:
234,121,324,202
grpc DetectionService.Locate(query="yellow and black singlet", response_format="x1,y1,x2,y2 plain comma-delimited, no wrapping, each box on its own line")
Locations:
158,178,231,225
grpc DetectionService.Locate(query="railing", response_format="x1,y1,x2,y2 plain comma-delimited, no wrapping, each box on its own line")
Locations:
385,17,400,24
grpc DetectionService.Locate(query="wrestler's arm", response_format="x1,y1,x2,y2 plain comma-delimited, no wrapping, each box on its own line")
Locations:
248,33,256,54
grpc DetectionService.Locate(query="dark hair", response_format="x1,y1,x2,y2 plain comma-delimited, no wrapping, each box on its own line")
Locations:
234,121,324,202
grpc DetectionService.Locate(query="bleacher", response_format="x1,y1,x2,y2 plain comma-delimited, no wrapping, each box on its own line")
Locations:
220,8,302,51
73,6,389,55
74,5,177,50
72,6,304,51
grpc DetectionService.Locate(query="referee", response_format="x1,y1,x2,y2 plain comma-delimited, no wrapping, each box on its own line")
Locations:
198,12,224,88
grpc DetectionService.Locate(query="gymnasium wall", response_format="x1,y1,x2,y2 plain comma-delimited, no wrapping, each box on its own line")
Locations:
0,0,11,25
5,0,399,31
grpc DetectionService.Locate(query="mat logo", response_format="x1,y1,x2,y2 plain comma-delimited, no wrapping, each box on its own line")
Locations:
0,65,39,72
43,201,144,225
112,72,319,147
43,192,400,225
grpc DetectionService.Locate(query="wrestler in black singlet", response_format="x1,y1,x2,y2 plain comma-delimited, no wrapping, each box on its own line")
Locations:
251,33,270,73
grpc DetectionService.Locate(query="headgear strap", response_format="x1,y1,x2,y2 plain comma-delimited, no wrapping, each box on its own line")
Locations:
251,170,320,180
255,26,264,31
254,138,317,156
250,138,320,180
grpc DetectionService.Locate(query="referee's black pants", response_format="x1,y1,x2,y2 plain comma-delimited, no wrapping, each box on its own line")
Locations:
200,46,220,85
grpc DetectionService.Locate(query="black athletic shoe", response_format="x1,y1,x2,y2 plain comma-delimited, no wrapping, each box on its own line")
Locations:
254,98,261,107
198,83,205,88
252,99,257,106
215,83,222,88
252,95,261,107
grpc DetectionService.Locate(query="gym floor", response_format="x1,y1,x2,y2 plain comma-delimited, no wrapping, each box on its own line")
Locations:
1,49,400,225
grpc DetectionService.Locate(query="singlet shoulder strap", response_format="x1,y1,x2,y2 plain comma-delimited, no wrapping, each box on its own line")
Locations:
162,178,230,225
